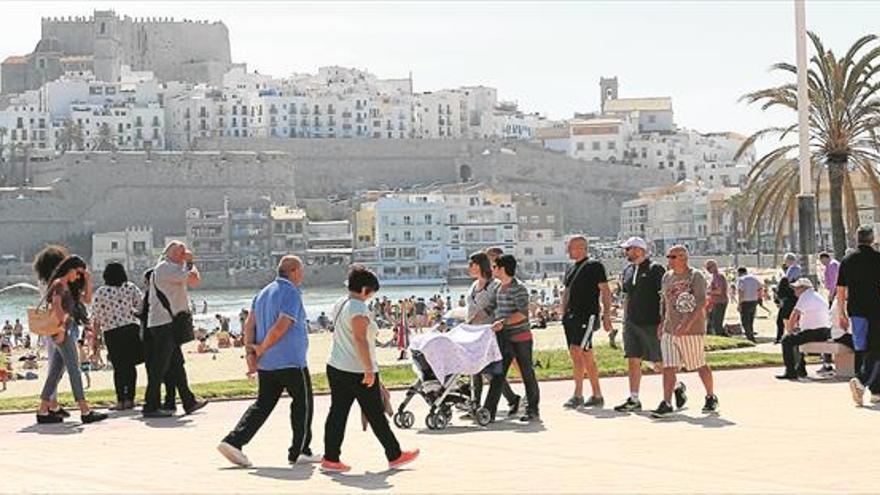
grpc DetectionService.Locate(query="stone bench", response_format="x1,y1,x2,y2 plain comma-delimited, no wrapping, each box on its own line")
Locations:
798,341,855,378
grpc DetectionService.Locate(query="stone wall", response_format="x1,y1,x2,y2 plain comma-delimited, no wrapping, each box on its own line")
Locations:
196,138,668,236
0,150,296,256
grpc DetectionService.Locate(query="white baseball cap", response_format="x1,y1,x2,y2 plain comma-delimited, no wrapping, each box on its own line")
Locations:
791,277,814,289
620,236,648,251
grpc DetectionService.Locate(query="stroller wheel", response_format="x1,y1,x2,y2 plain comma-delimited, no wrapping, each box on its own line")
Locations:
434,412,450,430
425,413,437,430
397,411,415,429
475,407,492,427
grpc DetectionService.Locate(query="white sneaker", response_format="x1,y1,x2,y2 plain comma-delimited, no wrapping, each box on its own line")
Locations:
870,394,880,405
218,442,252,468
291,451,323,464
849,378,865,407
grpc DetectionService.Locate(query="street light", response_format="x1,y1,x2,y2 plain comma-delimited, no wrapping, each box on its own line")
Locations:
795,0,816,277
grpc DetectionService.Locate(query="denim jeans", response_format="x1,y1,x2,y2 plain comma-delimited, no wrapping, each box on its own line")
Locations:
707,302,727,336
780,327,830,375
40,321,85,402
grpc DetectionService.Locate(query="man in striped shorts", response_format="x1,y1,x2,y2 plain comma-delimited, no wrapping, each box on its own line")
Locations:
652,245,719,418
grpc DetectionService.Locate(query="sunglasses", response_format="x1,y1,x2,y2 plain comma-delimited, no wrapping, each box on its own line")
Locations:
666,255,679,259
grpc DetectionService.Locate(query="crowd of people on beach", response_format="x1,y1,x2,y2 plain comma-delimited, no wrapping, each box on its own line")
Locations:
6,223,879,473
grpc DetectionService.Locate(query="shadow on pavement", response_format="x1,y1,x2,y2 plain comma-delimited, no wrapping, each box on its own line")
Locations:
130,415,194,428
414,419,546,435
576,408,631,419
248,465,316,481
324,469,400,491
651,413,736,428
18,422,84,435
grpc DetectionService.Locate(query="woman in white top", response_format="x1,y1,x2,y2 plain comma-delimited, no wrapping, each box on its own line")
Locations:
321,266,419,473
91,262,144,410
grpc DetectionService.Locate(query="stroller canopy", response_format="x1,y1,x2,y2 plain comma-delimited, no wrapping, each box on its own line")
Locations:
409,324,502,381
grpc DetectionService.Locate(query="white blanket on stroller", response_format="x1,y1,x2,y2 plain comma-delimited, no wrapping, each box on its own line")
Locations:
409,324,502,381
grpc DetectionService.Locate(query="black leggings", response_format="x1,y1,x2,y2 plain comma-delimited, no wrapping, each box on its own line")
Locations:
323,365,401,463
104,324,142,402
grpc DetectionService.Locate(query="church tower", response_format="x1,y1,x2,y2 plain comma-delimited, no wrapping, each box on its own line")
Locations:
599,76,618,114
93,10,121,82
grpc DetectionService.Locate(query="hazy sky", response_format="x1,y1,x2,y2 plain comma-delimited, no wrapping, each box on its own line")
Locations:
2,1,879,141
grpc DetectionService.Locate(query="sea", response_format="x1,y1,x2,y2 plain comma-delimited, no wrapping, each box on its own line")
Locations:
0,284,474,335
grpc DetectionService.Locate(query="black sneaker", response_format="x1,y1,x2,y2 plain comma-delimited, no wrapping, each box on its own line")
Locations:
518,411,541,423
184,400,209,415
81,410,108,424
582,396,604,409
506,395,522,418
50,406,71,418
674,382,687,409
650,401,674,419
775,373,799,380
702,395,719,414
613,397,642,412
36,413,63,424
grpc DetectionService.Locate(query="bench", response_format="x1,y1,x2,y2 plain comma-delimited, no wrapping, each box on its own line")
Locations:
798,341,855,378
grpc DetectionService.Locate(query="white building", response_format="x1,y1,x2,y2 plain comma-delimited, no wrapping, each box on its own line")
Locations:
569,117,632,163
371,193,447,283
515,229,570,278
413,90,464,139
443,188,517,280
494,101,542,140
91,226,155,276
619,181,740,255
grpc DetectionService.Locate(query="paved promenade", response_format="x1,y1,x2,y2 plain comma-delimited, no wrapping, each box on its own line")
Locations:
4,367,878,494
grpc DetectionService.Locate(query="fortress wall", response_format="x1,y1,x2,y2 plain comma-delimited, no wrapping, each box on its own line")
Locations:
195,138,668,235
1,151,296,256
124,21,231,83
41,17,95,55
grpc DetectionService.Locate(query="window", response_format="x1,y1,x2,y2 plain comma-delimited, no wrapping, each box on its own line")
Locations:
607,141,616,150
544,246,554,255
382,248,396,259
400,247,416,259
648,114,656,124
426,230,433,241
404,231,412,241
424,214,433,224
577,142,585,151
524,247,534,256
132,241,146,254
591,141,600,151
110,241,119,251
403,215,412,225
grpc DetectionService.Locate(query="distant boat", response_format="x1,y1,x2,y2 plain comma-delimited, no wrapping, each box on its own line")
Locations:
0,282,40,295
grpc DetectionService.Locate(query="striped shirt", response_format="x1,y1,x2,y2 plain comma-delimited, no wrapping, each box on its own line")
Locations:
495,278,530,339
466,279,498,324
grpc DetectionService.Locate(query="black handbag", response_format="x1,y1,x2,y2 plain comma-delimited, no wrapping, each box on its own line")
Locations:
152,276,195,345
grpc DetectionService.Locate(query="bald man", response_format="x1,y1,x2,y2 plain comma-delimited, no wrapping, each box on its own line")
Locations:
219,255,320,468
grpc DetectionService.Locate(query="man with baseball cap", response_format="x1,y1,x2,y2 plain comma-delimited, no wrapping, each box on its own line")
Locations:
614,237,686,412
777,278,832,380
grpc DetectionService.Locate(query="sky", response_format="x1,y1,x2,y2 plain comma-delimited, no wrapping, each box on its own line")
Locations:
2,0,879,143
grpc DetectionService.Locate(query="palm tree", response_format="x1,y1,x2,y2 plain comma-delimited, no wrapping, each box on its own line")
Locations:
57,119,84,154
736,32,880,260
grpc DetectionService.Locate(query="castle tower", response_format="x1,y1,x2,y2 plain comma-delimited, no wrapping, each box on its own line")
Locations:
599,76,618,114
93,10,121,82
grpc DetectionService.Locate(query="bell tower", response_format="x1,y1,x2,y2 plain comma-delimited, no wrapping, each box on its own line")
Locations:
599,76,618,114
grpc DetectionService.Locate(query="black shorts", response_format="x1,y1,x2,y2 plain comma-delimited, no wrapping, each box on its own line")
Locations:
563,313,599,349
623,321,662,362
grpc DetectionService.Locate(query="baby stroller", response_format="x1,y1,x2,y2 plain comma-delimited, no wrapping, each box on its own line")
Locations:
392,324,501,430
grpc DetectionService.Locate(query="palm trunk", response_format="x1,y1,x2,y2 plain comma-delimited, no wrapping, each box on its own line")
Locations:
827,157,848,260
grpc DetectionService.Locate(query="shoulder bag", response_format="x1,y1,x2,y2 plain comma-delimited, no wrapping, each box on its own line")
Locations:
152,276,194,345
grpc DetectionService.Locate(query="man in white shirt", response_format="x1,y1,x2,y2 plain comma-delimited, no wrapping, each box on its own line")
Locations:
777,278,831,380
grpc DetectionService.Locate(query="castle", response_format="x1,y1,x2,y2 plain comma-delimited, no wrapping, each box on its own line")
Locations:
1,10,232,94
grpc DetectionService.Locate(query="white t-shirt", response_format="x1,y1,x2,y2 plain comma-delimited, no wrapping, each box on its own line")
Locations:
794,288,830,331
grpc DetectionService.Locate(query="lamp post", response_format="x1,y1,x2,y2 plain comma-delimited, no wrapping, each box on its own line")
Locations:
795,0,816,277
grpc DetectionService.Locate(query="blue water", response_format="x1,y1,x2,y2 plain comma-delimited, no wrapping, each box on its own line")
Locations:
0,284,471,334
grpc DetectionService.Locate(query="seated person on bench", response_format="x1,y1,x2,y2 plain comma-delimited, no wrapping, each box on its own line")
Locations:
778,278,833,380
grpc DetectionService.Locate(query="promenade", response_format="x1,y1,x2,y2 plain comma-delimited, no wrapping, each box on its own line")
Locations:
4,366,878,494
